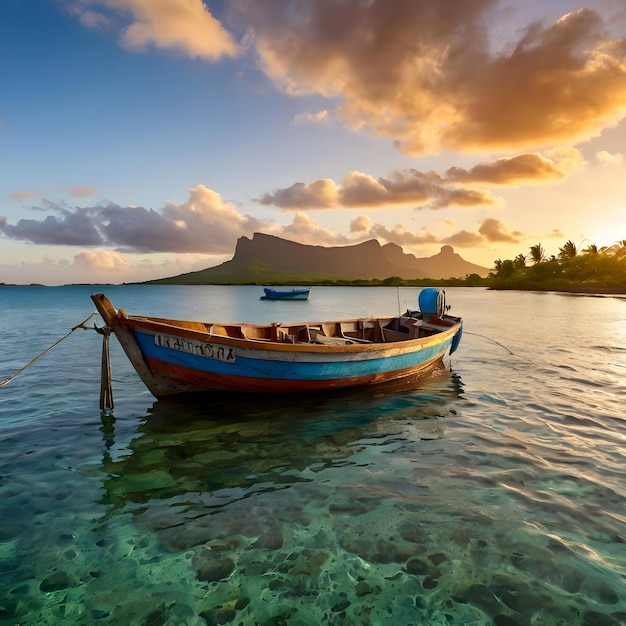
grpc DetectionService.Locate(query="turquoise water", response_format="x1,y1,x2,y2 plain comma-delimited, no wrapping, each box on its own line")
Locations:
1,285,625,625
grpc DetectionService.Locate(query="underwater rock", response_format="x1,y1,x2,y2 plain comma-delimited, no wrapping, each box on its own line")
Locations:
428,552,447,566
252,528,284,550
288,550,329,576
199,606,236,625
355,581,373,597
91,609,110,620
339,534,413,564
115,469,176,493
0,600,17,618
468,583,502,616
423,575,439,589
240,560,272,577
143,602,170,625
490,576,537,614
329,499,371,516
194,556,235,583
159,523,218,552
39,570,72,592
331,597,351,613
399,522,429,544
582,579,619,605
405,557,432,576
582,610,622,626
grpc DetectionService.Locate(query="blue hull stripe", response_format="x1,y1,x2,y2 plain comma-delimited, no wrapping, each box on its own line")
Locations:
134,330,453,382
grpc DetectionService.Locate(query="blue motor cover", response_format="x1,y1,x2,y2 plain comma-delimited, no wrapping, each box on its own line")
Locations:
418,288,446,318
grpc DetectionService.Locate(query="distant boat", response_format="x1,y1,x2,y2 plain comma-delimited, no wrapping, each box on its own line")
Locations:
261,287,311,301
91,288,462,397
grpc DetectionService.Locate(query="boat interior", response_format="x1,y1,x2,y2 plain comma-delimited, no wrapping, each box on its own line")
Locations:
136,313,458,345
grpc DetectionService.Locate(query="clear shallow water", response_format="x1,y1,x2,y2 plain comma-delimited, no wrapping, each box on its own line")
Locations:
1,285,625,625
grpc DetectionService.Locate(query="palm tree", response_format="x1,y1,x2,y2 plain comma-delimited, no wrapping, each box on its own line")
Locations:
529,243,545,265
558,240,577,261
582,243,598,255
489,259,503,279
513,253,527,270
603,240,626,256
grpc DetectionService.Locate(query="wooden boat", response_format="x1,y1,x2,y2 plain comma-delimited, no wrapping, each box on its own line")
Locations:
261,287,310,300
91,288,462,397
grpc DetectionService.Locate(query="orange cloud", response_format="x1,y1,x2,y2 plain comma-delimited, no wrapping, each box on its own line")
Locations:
71,0,238,60
440,218,523,247
445,153,569,185
441,230,486,247
257,179,338,209
281,212,353,246
257,168,498,210
236,2,626,154
478,218,523,243
596,150,623,165
62,185,100,198
8,191,38,201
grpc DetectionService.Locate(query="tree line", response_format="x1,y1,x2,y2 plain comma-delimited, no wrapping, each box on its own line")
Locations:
486,239,626,291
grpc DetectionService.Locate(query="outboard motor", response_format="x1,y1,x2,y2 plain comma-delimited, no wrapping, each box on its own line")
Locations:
418,288,446,322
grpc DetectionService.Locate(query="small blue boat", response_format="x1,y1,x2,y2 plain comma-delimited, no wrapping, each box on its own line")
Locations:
261,287,311,301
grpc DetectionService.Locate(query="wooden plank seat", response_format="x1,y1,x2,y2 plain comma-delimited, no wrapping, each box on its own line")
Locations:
309,328,356,345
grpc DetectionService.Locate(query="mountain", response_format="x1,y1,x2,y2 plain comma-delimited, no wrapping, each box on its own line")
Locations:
146,233,489,284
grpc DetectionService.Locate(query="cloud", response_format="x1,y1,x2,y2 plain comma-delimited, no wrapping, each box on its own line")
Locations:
2,182,494,258
0,249,233,286
62,185,100,198
596,150,624,165
232,1,626,154
294,110,329,124
70,0,238,60
445,153,573,185
543,146,586,173
258,168,499,210
0,185,266,253
441,230,486,247
281,211,353,246
478,218,523,243
1,206,104,246
350,215,438,248
257,179,338,209
366,224,439,247
76,9,110,29
68,3,626,156
73,249,131,271
8,191,38,201
350,215,372,233
100,185,268,253
429,187,499,210
439,218,523,247
340,171,437,207
257,148,586,212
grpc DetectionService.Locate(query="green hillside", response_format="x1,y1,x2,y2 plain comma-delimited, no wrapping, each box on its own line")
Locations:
144,259,343,285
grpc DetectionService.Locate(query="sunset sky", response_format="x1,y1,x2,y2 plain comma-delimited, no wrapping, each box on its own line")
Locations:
2,0,626,285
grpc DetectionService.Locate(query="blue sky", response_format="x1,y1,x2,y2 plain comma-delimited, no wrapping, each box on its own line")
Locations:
1,0,626,284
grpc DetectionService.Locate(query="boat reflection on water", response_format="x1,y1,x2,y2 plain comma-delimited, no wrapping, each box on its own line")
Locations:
97,366,463,544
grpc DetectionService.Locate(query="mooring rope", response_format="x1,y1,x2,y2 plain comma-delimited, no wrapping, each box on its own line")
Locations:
463,330,515,355
0,312,97,388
